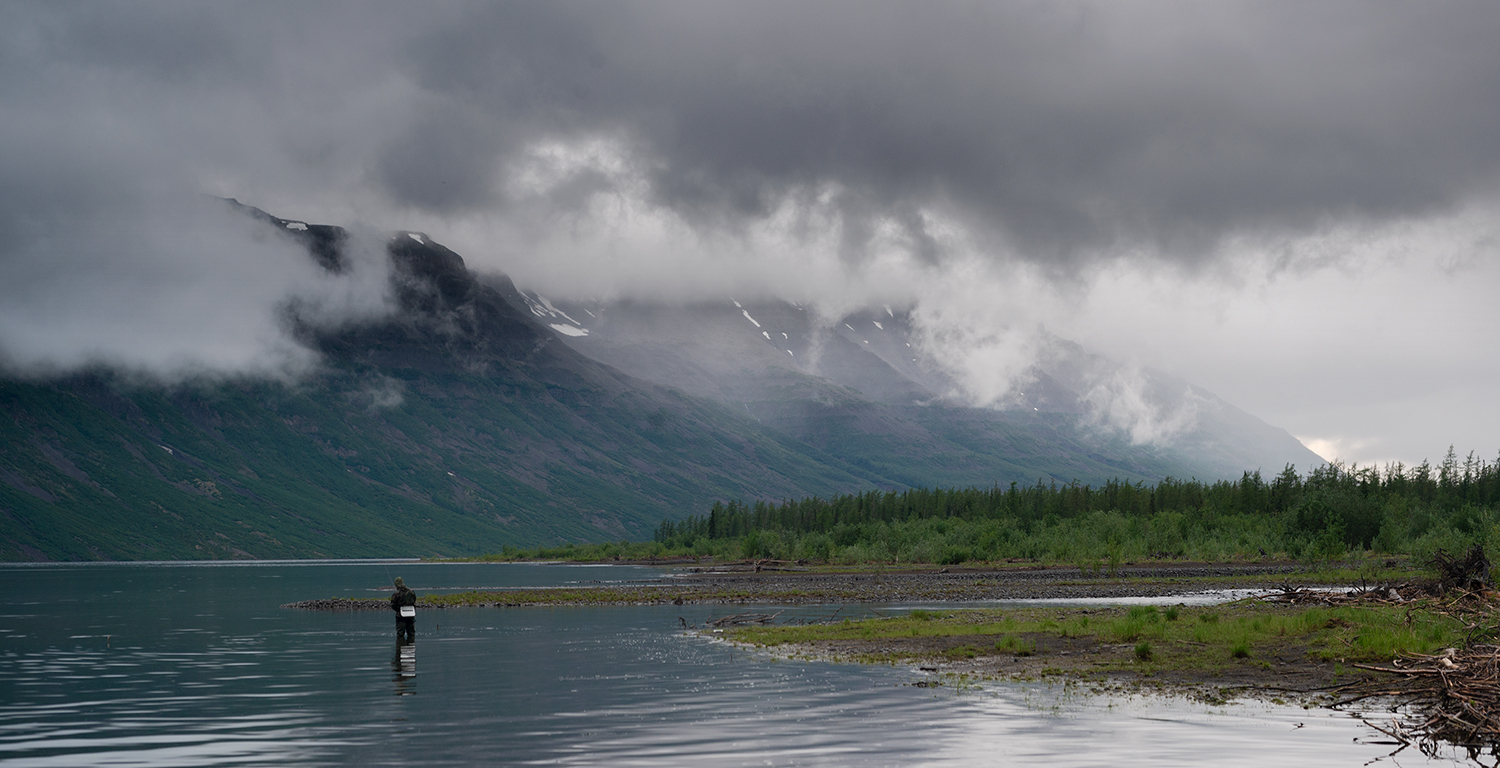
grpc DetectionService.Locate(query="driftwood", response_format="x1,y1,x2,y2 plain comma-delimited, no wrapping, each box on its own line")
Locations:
705,610,785,627
1259,581,1413,606
1318,560,1500,764
693,605,883,631
1260,546,1492,611
687,559,811,574
1335,643,1500,764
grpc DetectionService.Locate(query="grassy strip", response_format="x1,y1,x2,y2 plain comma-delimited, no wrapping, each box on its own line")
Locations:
418,586,801,607
1278,563,1423,585
1050,563,1425,589
459,544,1426,580
725,600,1469,674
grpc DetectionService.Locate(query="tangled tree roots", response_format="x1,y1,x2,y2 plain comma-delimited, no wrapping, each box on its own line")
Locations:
1430,545,1494,595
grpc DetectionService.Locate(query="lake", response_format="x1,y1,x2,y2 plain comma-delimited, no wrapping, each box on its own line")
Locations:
0,561,1439,766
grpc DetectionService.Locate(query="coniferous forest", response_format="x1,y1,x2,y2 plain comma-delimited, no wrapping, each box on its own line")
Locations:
506,449,1500,566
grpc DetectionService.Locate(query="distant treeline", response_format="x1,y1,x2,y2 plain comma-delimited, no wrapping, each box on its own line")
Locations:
641,449,1500,565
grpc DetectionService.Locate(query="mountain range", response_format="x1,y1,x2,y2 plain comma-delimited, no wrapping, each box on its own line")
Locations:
0,203,1322,561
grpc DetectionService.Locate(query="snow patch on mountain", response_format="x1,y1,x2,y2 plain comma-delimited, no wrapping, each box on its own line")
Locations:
536,295,582,325
521,292,581,323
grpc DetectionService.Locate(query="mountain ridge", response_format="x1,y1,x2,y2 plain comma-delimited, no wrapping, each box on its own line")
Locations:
0,204,1322,561
530,292,1323,482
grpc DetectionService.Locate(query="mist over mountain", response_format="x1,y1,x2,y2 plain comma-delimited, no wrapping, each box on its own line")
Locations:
515,288,1322,484
0,204,1320,561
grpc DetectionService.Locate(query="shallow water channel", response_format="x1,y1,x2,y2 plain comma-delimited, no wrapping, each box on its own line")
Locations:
0,561,1452,766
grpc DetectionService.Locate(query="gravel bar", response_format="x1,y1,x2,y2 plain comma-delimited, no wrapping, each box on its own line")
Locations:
283,562,1314,610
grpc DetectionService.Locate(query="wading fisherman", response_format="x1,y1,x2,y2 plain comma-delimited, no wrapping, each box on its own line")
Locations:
390,576,417,643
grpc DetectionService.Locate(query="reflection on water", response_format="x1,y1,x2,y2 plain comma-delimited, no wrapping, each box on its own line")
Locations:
393,639,416,695
0,562,1456,766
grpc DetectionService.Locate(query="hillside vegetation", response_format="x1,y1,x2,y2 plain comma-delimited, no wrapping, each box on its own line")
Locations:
501,450,1500,566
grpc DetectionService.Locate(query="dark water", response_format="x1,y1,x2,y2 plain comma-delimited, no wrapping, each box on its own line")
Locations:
0,562,1436,766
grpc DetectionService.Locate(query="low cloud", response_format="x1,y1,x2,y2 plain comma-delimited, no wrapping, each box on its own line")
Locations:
349,373,406,412
0,194,395,382
1079,368,1204,446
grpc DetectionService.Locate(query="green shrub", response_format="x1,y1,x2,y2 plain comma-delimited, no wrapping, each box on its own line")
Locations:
1134,641,1153,661
995,635,1036,656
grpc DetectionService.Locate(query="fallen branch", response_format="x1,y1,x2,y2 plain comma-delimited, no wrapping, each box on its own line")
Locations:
1335,644,1500,763
707,610,785,627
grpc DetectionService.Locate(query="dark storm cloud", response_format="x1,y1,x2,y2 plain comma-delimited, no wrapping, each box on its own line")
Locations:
7,1,1500,266
382,1,1500,264
3,0,1500,396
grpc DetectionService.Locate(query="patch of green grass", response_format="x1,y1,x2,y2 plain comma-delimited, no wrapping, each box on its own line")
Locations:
1108,605,1165,643
1296,562,1424,586
726,600,1472,674
1135,640,1154,661
1058,615,1091,637
945,644,983,660
995,635,1035,656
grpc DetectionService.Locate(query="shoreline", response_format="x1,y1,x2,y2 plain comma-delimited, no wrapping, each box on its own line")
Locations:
280,558,1489,753
282,562,1460,722
282,561,1321,610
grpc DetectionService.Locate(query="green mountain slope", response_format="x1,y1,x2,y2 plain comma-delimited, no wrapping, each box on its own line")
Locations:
0,204,1318,561
0,363,885,560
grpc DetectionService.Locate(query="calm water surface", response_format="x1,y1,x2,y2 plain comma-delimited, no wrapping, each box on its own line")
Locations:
0,562,1449,766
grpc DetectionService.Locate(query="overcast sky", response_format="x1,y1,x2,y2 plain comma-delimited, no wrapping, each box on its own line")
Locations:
2,1,1498,468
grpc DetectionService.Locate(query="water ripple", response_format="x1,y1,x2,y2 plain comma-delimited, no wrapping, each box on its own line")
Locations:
0,562,1448,767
